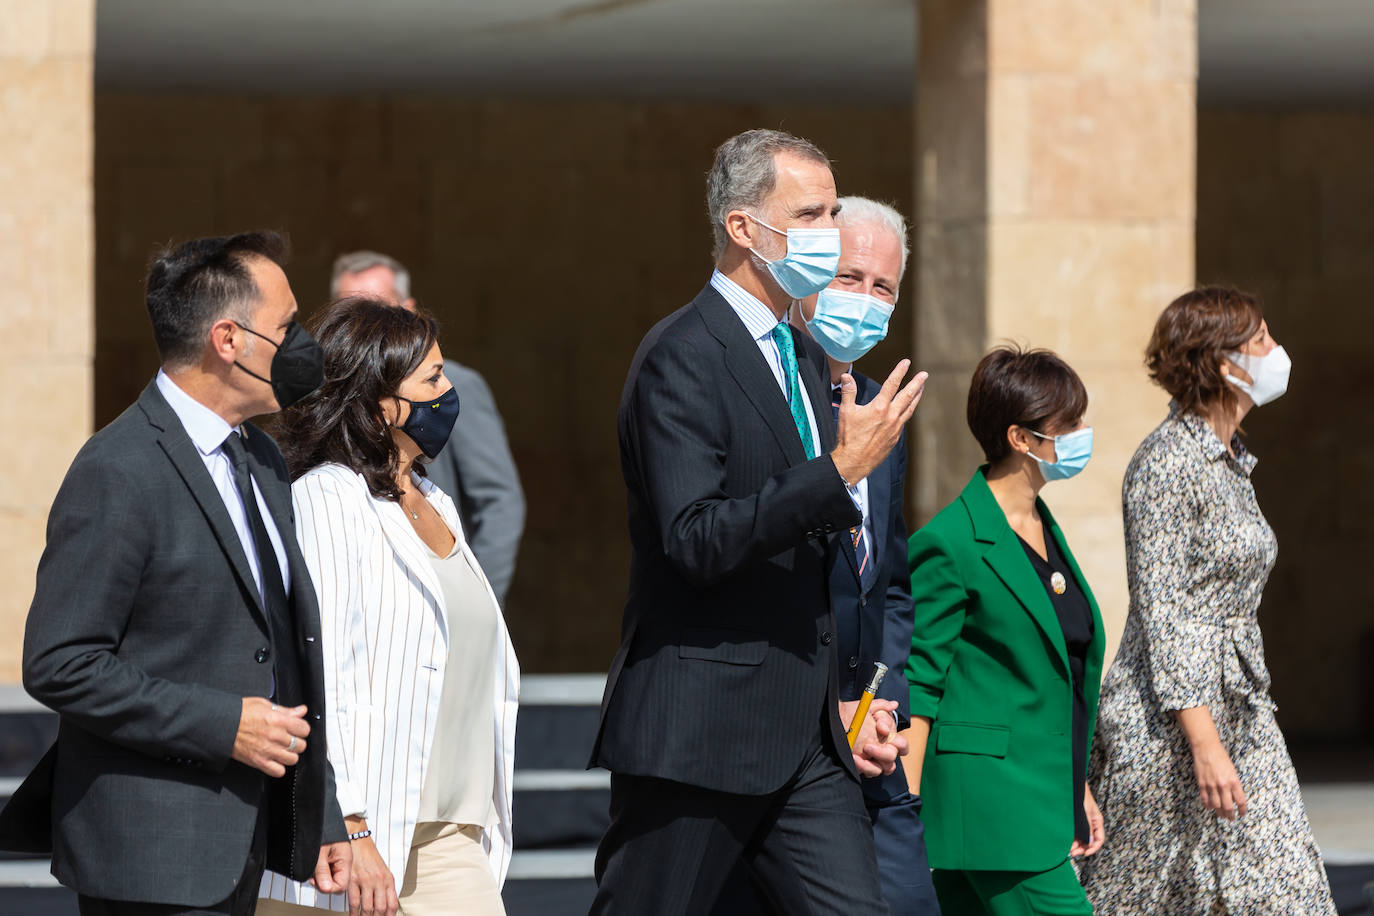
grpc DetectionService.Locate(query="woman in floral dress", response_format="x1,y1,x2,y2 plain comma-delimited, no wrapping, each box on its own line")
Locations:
1080,286,1335,915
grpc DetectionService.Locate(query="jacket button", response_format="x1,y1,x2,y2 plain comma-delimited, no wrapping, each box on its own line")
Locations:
848,655,858,669
820,632,833,645
859,596,867,608
255,647,270,663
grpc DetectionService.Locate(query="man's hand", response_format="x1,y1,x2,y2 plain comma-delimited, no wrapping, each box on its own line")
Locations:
839,698,908,778
231,698,311,778
344,816,399,916
831,360,928,485
311,840,352,895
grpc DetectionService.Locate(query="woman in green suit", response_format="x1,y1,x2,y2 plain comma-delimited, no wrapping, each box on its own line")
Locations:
902,345,1106,915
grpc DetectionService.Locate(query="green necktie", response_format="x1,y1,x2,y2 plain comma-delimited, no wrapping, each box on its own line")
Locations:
770,323,816,459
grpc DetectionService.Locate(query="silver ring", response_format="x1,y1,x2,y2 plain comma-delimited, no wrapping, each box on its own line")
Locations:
287,735,298,752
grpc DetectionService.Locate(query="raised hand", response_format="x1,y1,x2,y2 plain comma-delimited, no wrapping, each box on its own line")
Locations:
831,360,928,485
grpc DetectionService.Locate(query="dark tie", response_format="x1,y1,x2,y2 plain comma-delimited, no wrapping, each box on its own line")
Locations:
222,431,302,706
833,391,875,592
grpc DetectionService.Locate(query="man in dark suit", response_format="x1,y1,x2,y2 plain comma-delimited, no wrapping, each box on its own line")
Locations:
589,130,927,915
792,197,942,916
0,232,351,914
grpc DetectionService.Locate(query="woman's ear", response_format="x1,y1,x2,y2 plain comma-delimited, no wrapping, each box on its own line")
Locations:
1006,424,1031,456
380,396,402,428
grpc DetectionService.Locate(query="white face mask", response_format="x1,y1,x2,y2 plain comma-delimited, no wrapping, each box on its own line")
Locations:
1226,345,1291,407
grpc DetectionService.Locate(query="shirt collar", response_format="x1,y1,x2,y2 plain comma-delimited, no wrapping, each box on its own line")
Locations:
1169,399,1258,476
710,270,783,342
156,369,239,457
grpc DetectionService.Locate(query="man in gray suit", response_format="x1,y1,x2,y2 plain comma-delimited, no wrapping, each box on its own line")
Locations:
331,251,525,605
0,232,351,915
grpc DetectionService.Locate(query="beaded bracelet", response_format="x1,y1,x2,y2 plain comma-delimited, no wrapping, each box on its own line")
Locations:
347,829,372,841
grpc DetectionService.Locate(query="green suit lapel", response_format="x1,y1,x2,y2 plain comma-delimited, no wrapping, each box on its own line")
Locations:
961,469,1071,676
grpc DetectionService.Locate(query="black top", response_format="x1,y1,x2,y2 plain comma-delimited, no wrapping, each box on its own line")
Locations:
1019,520,1094,844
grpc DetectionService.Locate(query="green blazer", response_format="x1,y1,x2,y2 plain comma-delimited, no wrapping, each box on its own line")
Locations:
906,468,1105,872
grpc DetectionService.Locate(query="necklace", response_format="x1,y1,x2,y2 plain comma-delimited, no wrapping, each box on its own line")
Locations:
1050,571,1067,595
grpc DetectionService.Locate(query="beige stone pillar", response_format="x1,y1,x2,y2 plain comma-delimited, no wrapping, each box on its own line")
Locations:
914,0,1196,662
0,2,95,680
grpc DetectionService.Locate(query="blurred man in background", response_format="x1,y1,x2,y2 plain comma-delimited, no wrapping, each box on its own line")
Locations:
331,251,525,605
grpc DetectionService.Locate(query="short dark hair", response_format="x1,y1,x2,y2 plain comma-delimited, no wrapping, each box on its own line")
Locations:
276,297,440,501
145,231,290,368
967,345,1089,465
1146,285,1263,418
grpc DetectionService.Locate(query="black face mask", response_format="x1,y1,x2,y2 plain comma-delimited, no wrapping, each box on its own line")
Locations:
234,321,325,410
400,386,461,459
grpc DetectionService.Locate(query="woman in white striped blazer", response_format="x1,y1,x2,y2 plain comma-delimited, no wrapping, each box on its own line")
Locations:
258,298,519,916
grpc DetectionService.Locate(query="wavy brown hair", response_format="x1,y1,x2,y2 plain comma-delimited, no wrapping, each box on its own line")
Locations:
1146,286,1262,418
276,297,439,500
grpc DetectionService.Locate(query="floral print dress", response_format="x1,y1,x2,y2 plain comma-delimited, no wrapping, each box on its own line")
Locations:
1079,403,1335,915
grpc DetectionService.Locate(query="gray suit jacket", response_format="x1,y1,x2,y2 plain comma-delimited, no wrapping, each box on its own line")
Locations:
422,358,525,604
0,381,345,907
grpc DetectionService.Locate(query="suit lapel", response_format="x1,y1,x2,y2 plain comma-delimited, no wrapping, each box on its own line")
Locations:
962,470,1070,675
697,287,808,466
370,477,449,640
139,383,267,624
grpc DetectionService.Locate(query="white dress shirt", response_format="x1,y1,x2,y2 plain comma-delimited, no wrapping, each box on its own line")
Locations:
710,270,821,457
155,370,290,601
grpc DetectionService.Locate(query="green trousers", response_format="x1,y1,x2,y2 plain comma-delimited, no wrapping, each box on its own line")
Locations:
933,859,1094,916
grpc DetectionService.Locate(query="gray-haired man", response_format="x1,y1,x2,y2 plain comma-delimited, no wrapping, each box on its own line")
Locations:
589,129,927,915
331,251,525,605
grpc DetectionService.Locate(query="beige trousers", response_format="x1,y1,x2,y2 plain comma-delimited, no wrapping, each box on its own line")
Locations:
256,822,505,916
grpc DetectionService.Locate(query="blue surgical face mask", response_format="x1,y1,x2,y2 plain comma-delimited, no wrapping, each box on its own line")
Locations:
1026,426,1093,482
747,214,841,299
803,287,894,363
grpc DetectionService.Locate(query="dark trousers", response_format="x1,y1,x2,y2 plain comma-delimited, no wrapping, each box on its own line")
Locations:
714,763,941,916
78,803,270,916
592,740,889,916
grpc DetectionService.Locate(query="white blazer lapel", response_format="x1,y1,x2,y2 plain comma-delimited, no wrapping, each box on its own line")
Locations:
369,488,450,643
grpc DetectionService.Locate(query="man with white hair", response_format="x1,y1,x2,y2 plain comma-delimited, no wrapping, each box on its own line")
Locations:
331,251,525,605
590,129,928,915
790,196,941,915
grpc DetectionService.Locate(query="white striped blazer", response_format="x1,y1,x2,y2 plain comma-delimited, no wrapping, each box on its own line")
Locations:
259,463,519,909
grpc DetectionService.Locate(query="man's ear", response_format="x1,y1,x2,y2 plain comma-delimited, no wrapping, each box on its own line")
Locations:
207,319,241,367
723,209,758,251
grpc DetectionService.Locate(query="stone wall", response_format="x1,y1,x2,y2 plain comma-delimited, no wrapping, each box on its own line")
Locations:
1197,109,1374,740
92,94,913,675
0,2,94,681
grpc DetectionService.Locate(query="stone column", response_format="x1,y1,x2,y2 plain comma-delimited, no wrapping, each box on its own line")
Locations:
0,2,95,680
914,0,1196,661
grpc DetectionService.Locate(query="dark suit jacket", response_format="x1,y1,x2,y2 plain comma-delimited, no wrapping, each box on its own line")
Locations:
0,380,345,906
590,283,863,796
831,371,915,805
